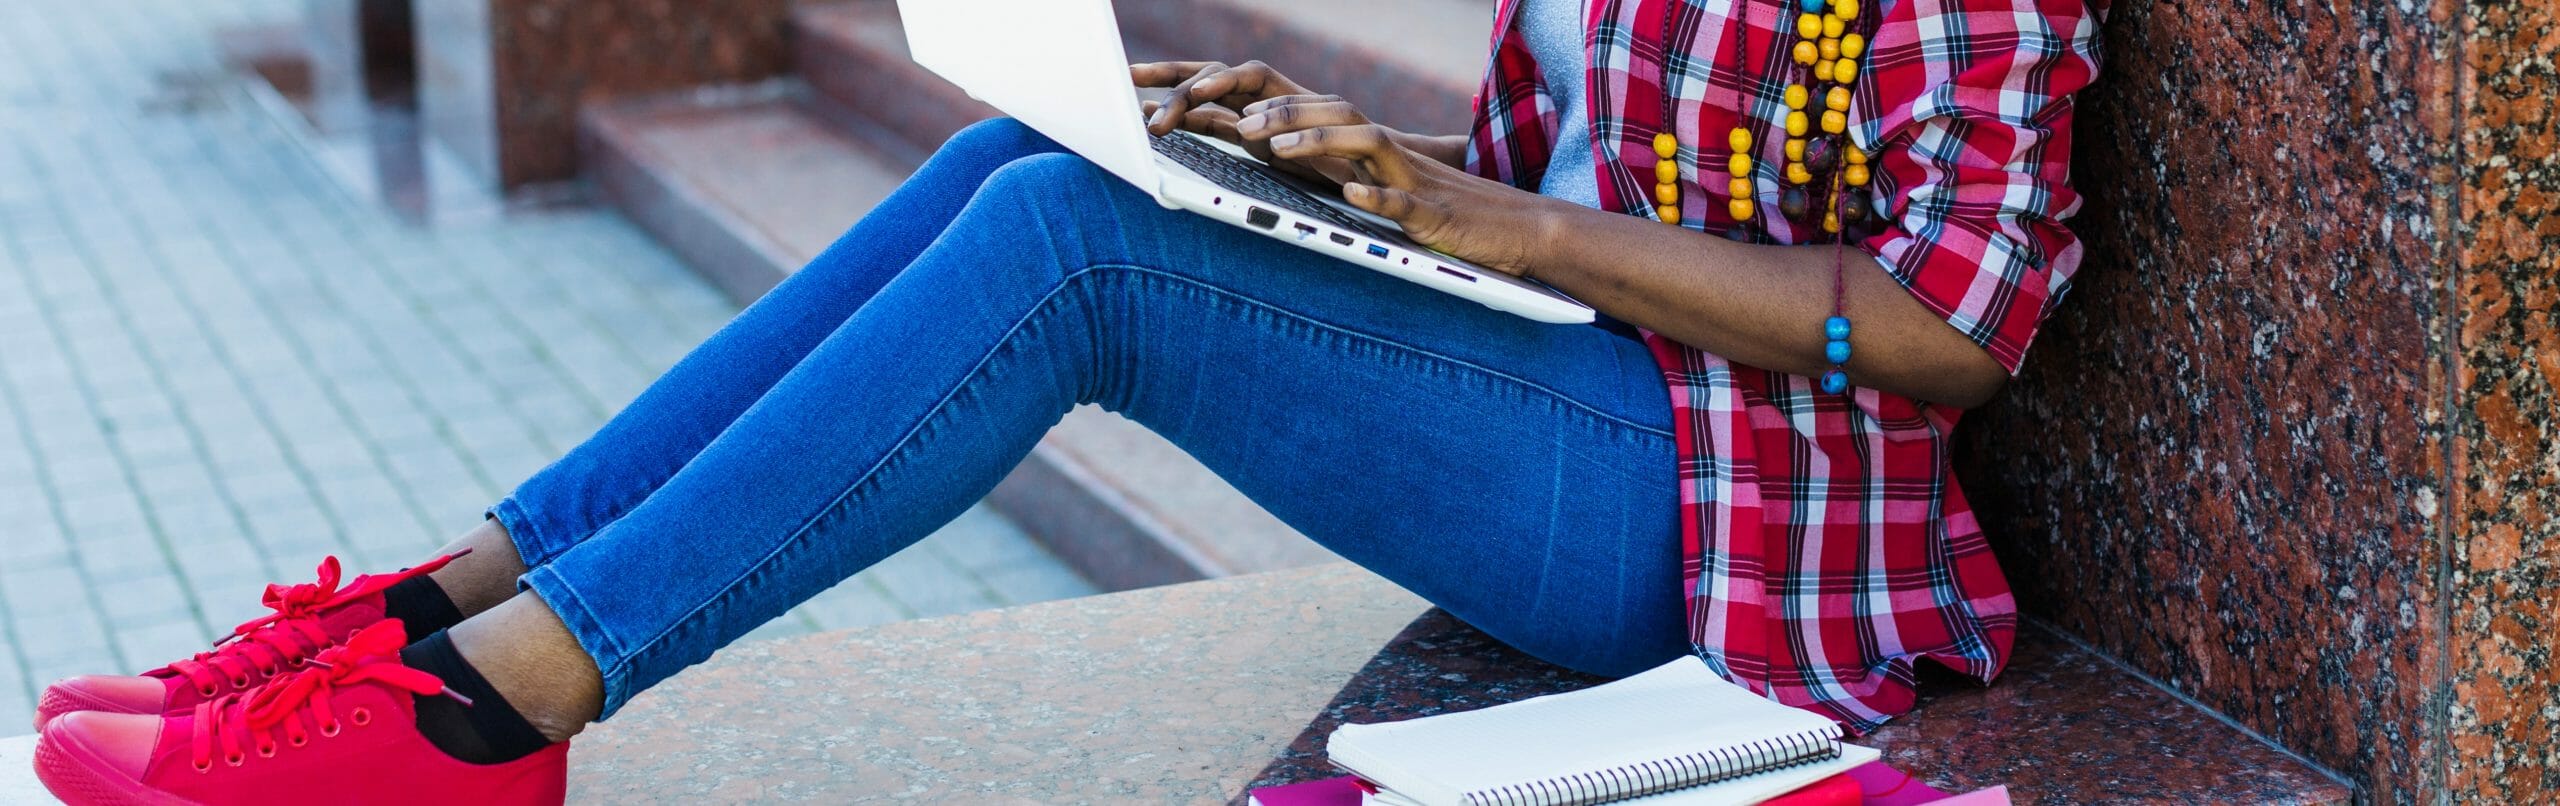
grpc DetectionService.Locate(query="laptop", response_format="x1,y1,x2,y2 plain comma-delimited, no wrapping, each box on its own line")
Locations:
893,0,1597,325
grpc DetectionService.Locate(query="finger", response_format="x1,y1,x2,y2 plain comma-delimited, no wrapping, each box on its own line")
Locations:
1239,93,1343,118
1149,62,1228,134
1186,60,1292,105
1269,125,1416,187
1130,61,1219,88
1237,100,1366,140
1184,105,1244,139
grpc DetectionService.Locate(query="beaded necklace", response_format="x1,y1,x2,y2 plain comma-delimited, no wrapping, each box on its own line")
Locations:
1652,0,1878,394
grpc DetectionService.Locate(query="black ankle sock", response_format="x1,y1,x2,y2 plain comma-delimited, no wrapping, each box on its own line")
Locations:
381,576,465,643
399,631,554,764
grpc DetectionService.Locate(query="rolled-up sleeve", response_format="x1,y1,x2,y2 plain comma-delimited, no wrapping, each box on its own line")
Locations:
1856,0,2105,375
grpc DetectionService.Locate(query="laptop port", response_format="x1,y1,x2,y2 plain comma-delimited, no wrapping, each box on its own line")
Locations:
1246,207,1280,230
1435,266,1479,282
1293,223,1318,240
1366,244,1391,259
1330,233,1355,246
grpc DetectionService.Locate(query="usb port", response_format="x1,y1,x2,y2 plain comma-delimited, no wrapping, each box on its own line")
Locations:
1330,233,1355,246
1246,207,1280,230
1293,223,1318,239
1365,244,1390,259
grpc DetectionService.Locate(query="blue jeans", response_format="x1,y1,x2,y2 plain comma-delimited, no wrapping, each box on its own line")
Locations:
493,119,1686,717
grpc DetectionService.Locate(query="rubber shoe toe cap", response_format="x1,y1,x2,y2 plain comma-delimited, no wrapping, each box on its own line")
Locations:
33,676,169,731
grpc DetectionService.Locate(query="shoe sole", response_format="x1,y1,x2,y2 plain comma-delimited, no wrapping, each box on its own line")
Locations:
33,730,195,806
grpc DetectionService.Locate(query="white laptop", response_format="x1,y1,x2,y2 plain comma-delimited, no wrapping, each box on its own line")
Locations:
893,0,1596,325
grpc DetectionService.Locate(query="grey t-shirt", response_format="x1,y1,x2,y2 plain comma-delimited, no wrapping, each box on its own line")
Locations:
1521,0,1604,209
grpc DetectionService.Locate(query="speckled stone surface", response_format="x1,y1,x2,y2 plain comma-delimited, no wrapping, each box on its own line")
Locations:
1239,611,2350,805
417,0,791,189
1945,0,2463,798
568,564,1425,802
2448,0,2560,800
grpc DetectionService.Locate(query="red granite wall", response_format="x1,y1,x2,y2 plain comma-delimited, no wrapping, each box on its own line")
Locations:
2447,0,2560,800
418,0,791,190
1950,0,2461,800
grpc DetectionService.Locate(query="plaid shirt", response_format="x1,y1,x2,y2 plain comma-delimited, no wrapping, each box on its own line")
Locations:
1463,0,2104,731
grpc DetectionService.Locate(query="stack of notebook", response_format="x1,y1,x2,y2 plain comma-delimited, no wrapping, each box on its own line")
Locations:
1258,656,1893,806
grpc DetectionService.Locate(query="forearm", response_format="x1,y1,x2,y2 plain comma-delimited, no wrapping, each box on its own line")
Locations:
1516,196,2008,408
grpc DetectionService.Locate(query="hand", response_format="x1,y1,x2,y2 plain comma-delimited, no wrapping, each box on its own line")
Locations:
1258,119,1552,277
1131,60,1314,139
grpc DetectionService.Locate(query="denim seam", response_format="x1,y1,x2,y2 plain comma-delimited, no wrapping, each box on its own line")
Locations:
517,564,631,707
606,261,1668,688
488,497,563,568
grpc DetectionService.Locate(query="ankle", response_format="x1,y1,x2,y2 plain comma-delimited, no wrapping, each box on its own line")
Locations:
447,594,606,744
427,518,533,617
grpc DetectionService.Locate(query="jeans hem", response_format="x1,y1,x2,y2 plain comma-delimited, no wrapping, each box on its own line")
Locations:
490,497,568,570
519,563,638,719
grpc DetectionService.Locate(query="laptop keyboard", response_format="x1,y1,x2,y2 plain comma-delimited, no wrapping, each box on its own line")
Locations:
1150,132,1387,238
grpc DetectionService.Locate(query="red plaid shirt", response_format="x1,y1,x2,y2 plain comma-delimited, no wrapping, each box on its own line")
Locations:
1463,0,2104,731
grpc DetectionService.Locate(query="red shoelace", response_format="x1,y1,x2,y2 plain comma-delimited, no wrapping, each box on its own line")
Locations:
187,620,470,773
154,551,469,698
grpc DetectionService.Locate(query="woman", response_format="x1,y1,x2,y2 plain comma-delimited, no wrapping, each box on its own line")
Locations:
29,0,2101,800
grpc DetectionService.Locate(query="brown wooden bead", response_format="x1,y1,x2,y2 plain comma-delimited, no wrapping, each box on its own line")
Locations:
1779,186,1812,219
1804,138,1839,174
1840,188,1872,222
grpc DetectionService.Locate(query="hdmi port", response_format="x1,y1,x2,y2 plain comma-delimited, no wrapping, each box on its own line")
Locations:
1329,233,1355,246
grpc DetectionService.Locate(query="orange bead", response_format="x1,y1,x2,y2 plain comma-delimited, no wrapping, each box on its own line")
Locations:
1659,204,1683,223
1784,84,1808,109
1786,162,1814,185
1833,58,1859,83
1727,153,1753,177
1846,164,1871,186
1728,198,1756,220
1823,15,1845,37
1653,159,1679,184
1814,60,1835,83
1797,13,1823,38
1793,40,1819,65
1785,137,1807,162
1823,211,1842,233
1840,32,1867,58
1785,111,1808,136
1821,110,1847,134
1654,132,1680,159
1727,127,1753,153
1728,177,1754,199
1827,87,1852,111
1844,143,1867,165
1819,38,1840,61
1835,0,1862,20
1654,183,1681,206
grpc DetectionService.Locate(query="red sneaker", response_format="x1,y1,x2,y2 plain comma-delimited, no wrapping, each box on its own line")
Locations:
33,620,568,806
33,551,471,732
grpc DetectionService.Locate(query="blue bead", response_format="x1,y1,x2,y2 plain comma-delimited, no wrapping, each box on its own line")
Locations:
1824,316,1852,341
1825,340,1853,365
1800,0,1826,12
1821,370,1849,394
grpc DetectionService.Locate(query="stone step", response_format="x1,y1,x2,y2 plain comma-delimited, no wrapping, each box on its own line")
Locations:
567,563,1429,801
579,80,1336,591
1241,611,2355,805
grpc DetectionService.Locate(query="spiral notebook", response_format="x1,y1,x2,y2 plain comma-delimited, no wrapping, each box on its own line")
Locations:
1327,656,1881,806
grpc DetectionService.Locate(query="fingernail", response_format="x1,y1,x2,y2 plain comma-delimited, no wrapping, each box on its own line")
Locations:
1238,114,1263,133
1273,132,1300,147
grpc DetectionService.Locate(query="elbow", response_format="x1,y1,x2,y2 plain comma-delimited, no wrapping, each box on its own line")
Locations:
1933,348,2010,410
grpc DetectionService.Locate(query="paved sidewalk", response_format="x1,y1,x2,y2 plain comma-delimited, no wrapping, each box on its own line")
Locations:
0,0,1093,730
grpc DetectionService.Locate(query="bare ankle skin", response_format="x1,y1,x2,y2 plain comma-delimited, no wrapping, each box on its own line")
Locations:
448,593,604,744
426,518,534,618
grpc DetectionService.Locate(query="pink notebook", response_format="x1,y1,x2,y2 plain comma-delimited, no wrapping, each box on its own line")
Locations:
1246,762,2003,805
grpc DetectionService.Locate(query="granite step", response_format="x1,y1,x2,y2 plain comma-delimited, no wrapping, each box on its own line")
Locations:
579,80,1336,591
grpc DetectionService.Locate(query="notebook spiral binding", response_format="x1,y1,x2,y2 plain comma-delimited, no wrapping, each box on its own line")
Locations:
1458,728,1840,806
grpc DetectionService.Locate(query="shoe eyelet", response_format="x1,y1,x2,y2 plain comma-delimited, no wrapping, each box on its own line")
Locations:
193,760,213,773
198,685,218,698
256,743,277,758
320,722,341,738
350,708,371,726
227,675,251,688
288,734,308,748
224,753,245,767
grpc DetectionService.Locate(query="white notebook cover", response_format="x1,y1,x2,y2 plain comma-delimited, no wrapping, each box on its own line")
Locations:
1327,656,1862,806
